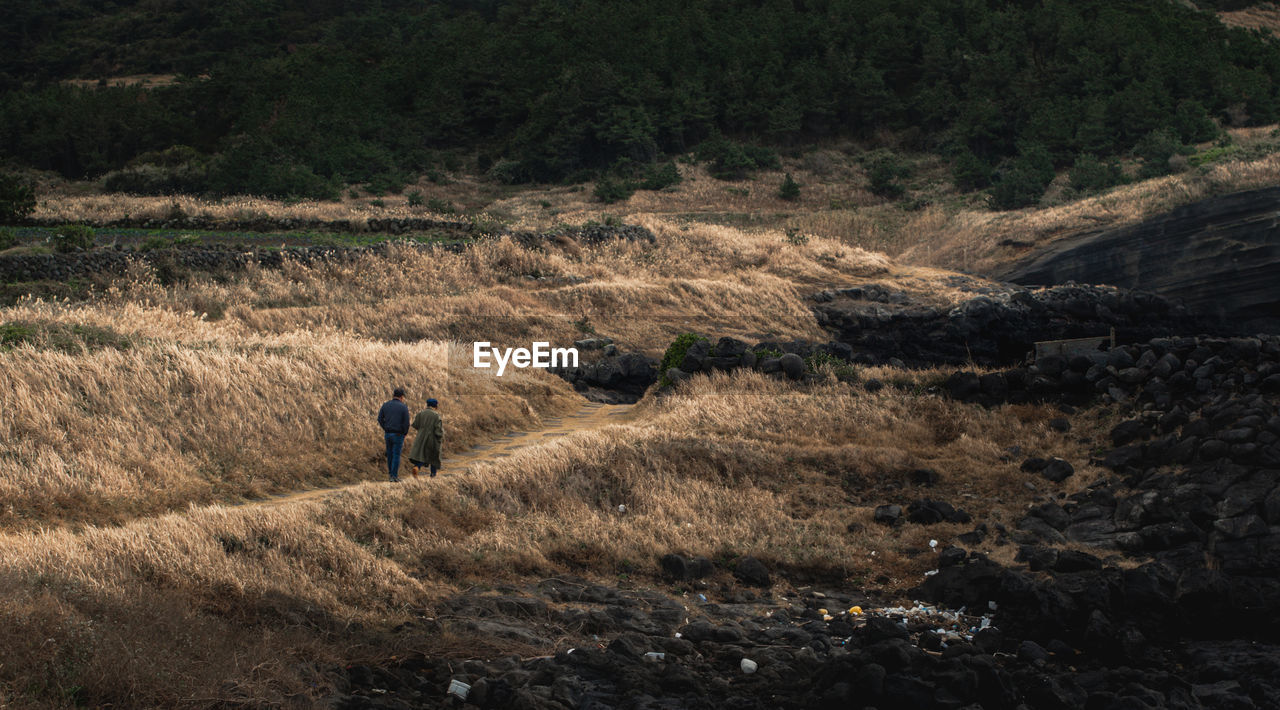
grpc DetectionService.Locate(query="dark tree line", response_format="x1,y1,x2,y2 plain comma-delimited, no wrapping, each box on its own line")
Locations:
1,0,1278,203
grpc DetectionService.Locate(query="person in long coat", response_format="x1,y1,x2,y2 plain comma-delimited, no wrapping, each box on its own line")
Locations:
408,398,444,477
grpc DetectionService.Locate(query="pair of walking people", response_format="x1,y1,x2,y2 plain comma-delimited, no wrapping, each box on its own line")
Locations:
377,388,443,482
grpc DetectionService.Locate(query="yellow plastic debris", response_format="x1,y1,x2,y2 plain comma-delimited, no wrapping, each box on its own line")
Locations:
849,606,863,615
818,608,828,616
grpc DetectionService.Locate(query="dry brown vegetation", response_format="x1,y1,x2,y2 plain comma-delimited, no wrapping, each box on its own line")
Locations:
0,153,1194,705
0,363,1099,706
37,124,1280,281
1218,3,1280,33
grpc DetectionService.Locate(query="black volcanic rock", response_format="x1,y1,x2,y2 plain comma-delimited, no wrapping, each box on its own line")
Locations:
1001,186,1280,334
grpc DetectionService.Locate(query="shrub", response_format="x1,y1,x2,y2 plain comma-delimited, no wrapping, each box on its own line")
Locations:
864,151,909,199
1068,154,1126,194
0,321,131,353
0,227,18,250
51,224,95,253
659,333,708,385
778,173,801,201
784,227,809,245
593,177,635,204
1134,129,1190,178
427,198,455,214
695,135,779,180
0,322,36,348
988,144,1055,210
406,191,424,206
0,173,35,224
951,151,993,191
805,351,859,383
1172,100,1219,144
638,162,681,190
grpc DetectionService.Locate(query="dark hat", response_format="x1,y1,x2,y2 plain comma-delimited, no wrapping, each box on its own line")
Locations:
393,387,406,398
427,398,438,407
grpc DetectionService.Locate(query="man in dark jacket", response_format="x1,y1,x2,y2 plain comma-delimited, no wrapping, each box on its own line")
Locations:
377,387,411,482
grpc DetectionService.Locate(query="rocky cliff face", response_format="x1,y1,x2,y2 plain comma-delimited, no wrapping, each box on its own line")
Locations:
1000,186,1280,333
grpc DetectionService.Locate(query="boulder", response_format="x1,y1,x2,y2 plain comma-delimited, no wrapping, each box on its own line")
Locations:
779,353,806,380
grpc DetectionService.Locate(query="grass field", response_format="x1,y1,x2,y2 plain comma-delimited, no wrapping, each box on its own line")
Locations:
3,136,1264,704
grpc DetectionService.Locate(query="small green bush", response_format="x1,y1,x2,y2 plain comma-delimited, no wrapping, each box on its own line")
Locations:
864,151,909,199
406,191,424,206
0,321,131,353
0,227,18,250
0,322,36,348
51,224,95,253
805,350,859,382
427,198,455,214
659,333,708,386
695,135,779,180
593,177,635,204
951,151,994,191
988,144,1055,210
778,173,801,201
784,227,809,245
638,162,681,190
1068,154,1126,194
1134,129,1191,178
0,173,35,224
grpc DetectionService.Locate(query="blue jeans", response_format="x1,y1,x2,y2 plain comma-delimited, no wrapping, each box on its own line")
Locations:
384,432,405,481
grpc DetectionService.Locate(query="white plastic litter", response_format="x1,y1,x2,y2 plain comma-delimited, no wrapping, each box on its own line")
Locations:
618,504,627,513
644,652,666,661
929,539,938,549
740,658,758,674
447,679,471,700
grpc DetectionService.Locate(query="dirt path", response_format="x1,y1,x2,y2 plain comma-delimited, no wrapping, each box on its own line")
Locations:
247,401,637,508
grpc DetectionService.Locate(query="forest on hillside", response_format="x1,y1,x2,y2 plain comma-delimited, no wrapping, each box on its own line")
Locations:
2,0,1279,206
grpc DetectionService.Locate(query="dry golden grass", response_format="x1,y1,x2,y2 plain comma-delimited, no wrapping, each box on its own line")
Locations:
1219,3,1280,33
0,367,1100,706
897,150,1280,273
33,127,1280,281
60,74,183,90
32,192,465,228
97,217,919,354
0,180,1131,705
0,313,579,530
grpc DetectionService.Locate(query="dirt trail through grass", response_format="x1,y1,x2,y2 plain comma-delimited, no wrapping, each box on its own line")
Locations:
245,400,637,509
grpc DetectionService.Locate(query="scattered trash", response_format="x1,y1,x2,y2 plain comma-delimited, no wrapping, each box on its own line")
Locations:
849,606,863,615
740,658,758,674
371,689,387,695
698,594,707,602
674,632,682,639
923,569,939,576
617,504,628,513
644,652,666,661
822,614,834,622
988,600,998,611
447,679,470,701
929,539,938,549
818,608,828,615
